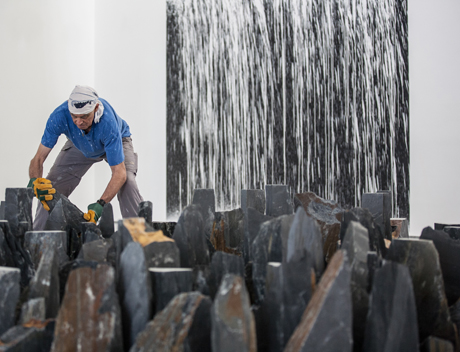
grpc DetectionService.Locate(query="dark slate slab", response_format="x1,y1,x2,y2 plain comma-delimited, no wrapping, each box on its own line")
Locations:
0,320,55,352
391,218,409,239
81,222,104,243
4,188,34,236
99,202,115,238
443,226,460,241
340,207,386,258
192,265,211,296
51,265,123,352
208,251,245,300
131,292,212,352
420,227,460,305
363,260,419,352
0,227,9,267
341,221,370,352
241,189,265,216
192,188,215,239
44,192,85,233
28,247,59,319
386,238,457,344
286,206,324,279
172,204,209,267
367,251,381,292
24,230,68,268
19,297,46,324
257,260,313,352
138,201,153,226
0,201,4,221
58,259,99,303
77,239,114,264
284,250,352,352
362,191,392,241
0,267,20,336
211,274,257,352
420,336,454,352
144,241,180,268
149,267,193,314
243,207,273,264
434,223,460,231
210,216,241,256
294,192,343,264
265,185,293,217
214,208,244,249
119,242,152,350
152,221,176,238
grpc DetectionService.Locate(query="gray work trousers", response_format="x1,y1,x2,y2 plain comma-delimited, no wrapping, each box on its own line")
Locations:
33,137,144,230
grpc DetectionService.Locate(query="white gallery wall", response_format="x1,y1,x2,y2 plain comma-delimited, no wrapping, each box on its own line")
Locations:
0,0,459,235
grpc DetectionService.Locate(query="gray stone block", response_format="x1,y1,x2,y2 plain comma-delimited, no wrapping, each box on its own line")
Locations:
265,185,293,217
241,189,265,215
0,267,20,336
24,230,68,268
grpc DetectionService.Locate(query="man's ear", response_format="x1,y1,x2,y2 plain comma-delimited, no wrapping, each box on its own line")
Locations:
94,103,99,113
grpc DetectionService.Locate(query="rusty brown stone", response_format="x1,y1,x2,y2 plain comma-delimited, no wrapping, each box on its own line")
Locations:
293,192,343,263
51,265,123,352
123,218,174,247
211,219,240,256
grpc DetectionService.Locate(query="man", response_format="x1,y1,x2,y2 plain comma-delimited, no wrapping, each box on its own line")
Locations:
28,85,143,229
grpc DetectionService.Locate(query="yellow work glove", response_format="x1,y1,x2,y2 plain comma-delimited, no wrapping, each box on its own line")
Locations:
83,200,104,224
27,177,56,212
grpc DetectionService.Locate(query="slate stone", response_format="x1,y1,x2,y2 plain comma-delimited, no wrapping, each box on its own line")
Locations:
211,274,257,352
420,227,460,305
19,297,46,324
131,292,212,352
4,188,34,237
241,189,265,215
143,241,180,268
138,201,153,226
362,260,419,352
28,247,59,319
0,227,9,267
149,267,193,314
77,238,114,264
443,226,460,241
286,206,324,279
420,337,454,352
340,207,387,258
0,201,4,221
208,251,245,300
386,238,457,344
99,202,115,238
284,250,352,352
119,242,152,350
0,267,20,336
51,265,123,352
265,185,293,217
192,265,211,296
391,218,409,239
362,191,392,241
172,204,210,267
367,251,381,292
0,320,55,352
24,230,68,268
44,193,85,233
341,221,370,352
243,207,273,264
213,208,244,249
81,222,104,243
120,218,174,248
152,221,176,238
257,260,313,352
58,259,99,303
434,223,460,231
294,192,343,264
192,188,215,239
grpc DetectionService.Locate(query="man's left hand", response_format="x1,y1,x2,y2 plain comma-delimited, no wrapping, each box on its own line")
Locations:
83,202,104,223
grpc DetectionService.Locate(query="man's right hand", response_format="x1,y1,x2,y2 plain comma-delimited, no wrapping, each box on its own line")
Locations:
28,177,56,211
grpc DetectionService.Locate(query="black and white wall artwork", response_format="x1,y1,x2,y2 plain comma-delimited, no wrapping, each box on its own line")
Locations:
166,0,409,219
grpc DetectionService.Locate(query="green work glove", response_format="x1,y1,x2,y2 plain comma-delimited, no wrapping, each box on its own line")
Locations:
28,177,56,211
83,201,104,224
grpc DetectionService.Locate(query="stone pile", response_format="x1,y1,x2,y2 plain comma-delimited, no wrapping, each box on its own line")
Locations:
0,186,459,352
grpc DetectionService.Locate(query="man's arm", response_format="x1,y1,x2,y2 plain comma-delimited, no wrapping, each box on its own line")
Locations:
100,161,127,203
29,144,52,179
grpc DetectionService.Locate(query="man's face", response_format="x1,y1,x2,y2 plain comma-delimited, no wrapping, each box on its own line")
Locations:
70,104,98,131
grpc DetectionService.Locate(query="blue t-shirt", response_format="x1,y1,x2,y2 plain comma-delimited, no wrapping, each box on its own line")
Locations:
41,98,131,166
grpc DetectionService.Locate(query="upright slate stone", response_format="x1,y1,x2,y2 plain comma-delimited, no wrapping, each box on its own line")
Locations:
208,251,245,299
214,208,244,249
28,247,59,319
51,265,123,352
286,207,324,279
443,226,460,240
391,218,409,238
0,267,20,336
173,204,209,267
143,241,180,268
57,259,99,303
19,297,46,324
24,230,68,268
294,192,343,263
362,191,392,241
149,267,192,314
241,189,265,215
386,238,457,344
257,260,313,352
192,188,215,239
131,292,212,352
211,274,257,352
362,261,419,352
152,221,176,238
44,192,85,232
81,222,103,243
99,202,115,238
341,221,370,352
138,201,153,226
4,188,34,236
0,320,55,352
119,242,152,350
265,185,293,217
77,238,114,263
0,201,4,221
284,250,352,352
243,207,273,264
